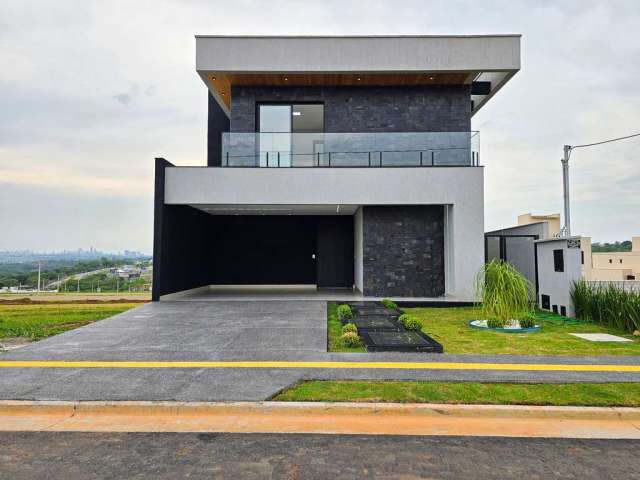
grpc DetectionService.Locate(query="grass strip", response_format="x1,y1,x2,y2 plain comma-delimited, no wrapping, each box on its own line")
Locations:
0,303,139,340
274,380,640,407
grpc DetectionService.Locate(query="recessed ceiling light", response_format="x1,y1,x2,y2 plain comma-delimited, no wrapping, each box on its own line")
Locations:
212,76,217,81
429,76,435,80
357,77,362,81
221,92,226,96
284,77,288,81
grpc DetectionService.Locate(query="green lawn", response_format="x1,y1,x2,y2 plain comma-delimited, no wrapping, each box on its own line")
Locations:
327,303,366,353
274,380,640,407
327,304,640,355
407,307,640,356
0,303,140,340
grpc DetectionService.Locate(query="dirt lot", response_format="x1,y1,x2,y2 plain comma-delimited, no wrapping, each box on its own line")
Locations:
0,294,150,304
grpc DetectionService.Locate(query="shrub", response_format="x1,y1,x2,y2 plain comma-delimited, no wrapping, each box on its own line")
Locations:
341,331,362,347
487,318,506,329
337,304,353,320
571,280,640,334
403,316,423,331
381,298,398,310
518,316,536,329
342,323,357,334
398,313,422,331
475,260,534,324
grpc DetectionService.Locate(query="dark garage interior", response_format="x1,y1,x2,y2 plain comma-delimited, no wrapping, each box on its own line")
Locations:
153,203,354,299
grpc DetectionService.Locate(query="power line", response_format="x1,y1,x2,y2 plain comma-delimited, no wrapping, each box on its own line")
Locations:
569,131,640,153
560,129,640,237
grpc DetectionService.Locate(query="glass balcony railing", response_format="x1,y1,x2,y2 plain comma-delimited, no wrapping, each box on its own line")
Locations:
221,131,480,167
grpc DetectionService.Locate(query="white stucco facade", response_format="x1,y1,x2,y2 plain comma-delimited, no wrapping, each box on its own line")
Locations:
164,166,484,301
536,238,582,317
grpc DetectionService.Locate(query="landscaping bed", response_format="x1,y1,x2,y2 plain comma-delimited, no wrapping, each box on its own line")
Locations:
330,300,443,353
273,380,640,407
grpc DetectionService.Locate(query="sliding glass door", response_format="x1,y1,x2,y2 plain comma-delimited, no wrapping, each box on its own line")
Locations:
258,104,323,167
259,105,292,167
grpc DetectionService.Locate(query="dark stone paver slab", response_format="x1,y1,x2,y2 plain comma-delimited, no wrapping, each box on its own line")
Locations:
361,330,444,353
347,315,402,332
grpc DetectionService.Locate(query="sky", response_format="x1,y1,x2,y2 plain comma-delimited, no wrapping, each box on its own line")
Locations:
1,0,639,254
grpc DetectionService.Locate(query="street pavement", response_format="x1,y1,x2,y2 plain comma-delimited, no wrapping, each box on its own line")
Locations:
1,432,639,479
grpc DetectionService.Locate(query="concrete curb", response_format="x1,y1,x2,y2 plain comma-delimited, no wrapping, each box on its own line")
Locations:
4,400,640,420
2,400,640,438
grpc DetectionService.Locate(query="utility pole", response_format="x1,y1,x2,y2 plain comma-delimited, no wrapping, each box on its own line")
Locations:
77,278,80,293
560,145,572,237
37,261,41,294
559,132,640,239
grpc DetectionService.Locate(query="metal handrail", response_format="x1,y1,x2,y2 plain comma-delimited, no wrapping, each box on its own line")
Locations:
223,148,479,167
222,131,480,167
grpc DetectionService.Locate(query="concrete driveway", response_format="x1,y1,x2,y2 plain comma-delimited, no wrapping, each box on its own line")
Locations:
3,301,328,361
0,301,327,401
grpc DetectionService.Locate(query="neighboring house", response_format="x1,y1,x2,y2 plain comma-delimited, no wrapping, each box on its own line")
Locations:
517,213,561,238
582,236,640,281
487,211,639,316
153,35,521,301
484,213,560,293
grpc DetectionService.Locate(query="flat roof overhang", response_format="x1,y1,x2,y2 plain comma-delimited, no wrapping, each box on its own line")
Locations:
195,35,521,116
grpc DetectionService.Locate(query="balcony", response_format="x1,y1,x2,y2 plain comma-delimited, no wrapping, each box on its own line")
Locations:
221,131,480,167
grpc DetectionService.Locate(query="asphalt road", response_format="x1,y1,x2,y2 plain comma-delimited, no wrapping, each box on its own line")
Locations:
1,432,639,479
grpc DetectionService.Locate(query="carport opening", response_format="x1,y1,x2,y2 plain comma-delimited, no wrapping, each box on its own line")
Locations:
163,212,355,292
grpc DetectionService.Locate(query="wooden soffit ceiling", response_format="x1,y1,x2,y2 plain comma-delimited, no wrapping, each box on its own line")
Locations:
206,72,474,110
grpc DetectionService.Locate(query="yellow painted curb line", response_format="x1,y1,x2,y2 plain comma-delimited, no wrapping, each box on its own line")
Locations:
0,360,639,372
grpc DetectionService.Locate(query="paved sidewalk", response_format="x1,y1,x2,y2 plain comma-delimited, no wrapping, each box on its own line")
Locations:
1,301,639,401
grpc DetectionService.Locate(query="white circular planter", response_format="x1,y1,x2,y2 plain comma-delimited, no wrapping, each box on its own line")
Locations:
469,319,540,333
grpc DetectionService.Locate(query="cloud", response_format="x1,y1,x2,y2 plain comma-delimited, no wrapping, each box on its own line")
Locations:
0,0,639,252
113,93,132,105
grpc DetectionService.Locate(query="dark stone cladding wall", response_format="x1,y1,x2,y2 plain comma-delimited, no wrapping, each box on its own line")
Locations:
363,206,445,297
207,92,231,166
230,85,471,132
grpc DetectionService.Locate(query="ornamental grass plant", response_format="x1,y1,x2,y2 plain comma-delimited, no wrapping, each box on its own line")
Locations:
571,280,640,334
475,260,534,328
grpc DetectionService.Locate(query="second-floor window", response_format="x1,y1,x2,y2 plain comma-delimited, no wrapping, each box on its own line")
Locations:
258,103,324,167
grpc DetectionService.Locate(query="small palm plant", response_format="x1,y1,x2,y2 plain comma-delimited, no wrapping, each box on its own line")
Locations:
475,260,534,328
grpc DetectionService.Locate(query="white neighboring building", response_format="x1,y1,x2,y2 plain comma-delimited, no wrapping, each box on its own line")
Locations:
582,236,640,281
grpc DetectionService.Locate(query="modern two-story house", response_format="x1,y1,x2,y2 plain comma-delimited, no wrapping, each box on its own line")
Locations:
152,35,521,302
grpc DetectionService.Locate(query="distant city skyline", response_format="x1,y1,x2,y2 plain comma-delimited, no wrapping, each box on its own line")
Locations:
1,0,639,251
0,248,150,264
